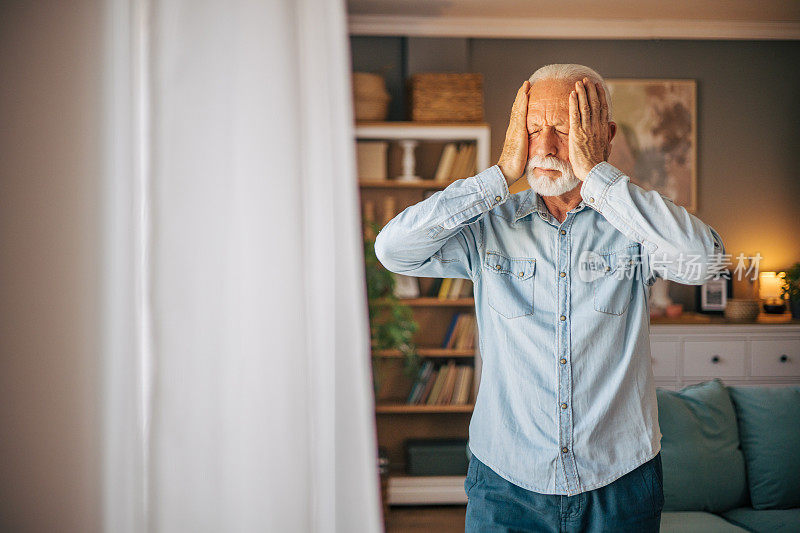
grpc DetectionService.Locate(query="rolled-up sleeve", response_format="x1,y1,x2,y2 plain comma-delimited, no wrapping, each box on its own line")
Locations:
580,161,726,286
374,165,510,280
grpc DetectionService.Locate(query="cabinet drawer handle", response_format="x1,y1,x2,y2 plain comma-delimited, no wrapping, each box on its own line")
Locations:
711,355,720,363
780,354,788,363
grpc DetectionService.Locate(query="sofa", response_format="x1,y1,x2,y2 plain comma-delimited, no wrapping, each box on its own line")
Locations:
657,379,800,532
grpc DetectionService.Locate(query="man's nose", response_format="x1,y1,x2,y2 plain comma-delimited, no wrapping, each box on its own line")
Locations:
532,128,559,158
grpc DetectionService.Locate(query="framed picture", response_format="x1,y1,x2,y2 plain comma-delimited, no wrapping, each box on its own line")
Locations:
606,79,697,213
696,275,733,314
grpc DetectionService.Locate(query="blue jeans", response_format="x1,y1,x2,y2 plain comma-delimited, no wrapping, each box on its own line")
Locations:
464,452,664,532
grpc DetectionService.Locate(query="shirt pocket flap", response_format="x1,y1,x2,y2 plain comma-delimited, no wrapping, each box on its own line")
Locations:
601,247,638,279
484,251,536,281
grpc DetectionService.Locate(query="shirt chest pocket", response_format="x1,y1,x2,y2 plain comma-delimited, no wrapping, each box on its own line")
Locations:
592,247,637,316
482,251,536,319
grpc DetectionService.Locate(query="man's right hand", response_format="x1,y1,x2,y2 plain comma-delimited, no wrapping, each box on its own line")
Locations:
497,80,530,187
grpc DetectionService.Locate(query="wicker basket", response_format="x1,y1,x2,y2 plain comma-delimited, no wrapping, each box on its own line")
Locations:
407,73,483,123
723,299,761,323
353,72,390,121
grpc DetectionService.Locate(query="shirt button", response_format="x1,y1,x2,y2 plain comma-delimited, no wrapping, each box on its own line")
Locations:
561,403,568,409
518,272,524,277
605,266,611,272
560,315,566,321
560,229,566,235
589,197,595,203
560,358,567,364
561,446,569,453
495,195,502,202
559,272,566,277
496,265,501,270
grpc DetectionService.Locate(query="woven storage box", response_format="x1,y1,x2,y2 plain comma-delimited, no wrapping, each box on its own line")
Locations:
352,72,390,121
407,73,483,122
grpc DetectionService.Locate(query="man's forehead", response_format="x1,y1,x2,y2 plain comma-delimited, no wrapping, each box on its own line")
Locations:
528,96,570,109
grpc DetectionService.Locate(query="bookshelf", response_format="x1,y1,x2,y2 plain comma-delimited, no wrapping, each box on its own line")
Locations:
357,121,490,506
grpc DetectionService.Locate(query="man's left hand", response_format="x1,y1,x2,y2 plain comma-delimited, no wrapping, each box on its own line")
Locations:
569,77,612,181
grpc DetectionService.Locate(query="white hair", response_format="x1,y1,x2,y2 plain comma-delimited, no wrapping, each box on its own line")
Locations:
528,64,613,121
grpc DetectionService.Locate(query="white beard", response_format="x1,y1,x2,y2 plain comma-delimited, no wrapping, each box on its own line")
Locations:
524,155,582,197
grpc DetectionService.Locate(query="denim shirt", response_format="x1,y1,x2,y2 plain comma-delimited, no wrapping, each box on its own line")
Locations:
374,161,726,496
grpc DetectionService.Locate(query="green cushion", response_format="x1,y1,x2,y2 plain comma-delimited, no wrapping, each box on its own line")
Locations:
660,512,749,533
727,386,800,509
656,379,749,512
721,507,800,533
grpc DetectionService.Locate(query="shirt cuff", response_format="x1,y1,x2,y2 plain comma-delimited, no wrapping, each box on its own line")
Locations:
475,164,511,210
579,161,626,213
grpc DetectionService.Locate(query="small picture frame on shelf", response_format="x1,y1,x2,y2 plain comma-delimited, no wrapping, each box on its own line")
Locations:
696,272,732,314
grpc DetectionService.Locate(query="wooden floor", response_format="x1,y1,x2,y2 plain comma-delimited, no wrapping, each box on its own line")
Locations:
384,505,466,533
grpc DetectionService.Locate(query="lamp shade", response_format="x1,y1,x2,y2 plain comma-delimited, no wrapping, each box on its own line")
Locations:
759,271,784,300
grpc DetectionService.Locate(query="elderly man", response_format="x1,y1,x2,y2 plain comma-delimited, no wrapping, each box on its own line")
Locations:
374,64,725,531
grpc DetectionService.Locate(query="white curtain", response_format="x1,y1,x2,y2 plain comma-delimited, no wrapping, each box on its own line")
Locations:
102,0,382,531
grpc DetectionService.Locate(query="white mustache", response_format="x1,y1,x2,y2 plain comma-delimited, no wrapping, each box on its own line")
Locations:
526,156,572,174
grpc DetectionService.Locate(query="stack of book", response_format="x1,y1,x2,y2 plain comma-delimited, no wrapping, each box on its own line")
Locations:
428,278,473,300
406,360,474,405
442,312,476,350
434,142,477,183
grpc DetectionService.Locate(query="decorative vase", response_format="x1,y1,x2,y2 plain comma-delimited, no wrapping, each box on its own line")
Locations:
724,299,761,323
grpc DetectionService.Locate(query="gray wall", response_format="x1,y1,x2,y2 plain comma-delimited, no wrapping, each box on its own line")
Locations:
0,2,102,531
352,36,800,305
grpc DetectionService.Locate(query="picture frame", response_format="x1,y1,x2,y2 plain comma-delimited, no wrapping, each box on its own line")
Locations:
605,79,698,213
696,275,733,314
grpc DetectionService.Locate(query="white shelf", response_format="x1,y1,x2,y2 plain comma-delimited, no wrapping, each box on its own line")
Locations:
355,121,491,172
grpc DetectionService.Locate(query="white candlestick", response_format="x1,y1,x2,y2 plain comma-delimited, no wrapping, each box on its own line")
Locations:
396,139,420,181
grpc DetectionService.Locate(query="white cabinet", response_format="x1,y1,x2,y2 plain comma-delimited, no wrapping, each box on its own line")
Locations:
650,340,679,378
650,323,800,389
750,339,800,377
683,340,746,378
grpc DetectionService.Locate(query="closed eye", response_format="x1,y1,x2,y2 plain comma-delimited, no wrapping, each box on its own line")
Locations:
529,128,568,136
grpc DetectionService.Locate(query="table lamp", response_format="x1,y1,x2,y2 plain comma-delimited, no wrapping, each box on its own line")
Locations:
759,271,787,314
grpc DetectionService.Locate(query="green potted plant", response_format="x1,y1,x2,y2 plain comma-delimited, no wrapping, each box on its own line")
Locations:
780,262,800,319
363,219,421,395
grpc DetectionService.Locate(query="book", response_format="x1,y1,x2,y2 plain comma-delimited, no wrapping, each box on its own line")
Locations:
434,143,458,183
407,360,434,404
453,315,469,350
426,366,449,405
455,313,478,350
449,314,466,349
450,143,467,180
451,366,466,405
437,360,458,405
465,143,476,176
438,278,453,300
451,143,476,180
417,369,438,405
441,313,460,349
460,281,474,298
448,278,464,300
454,366,474,404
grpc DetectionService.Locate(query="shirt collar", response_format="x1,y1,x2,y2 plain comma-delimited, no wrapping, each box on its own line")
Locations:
513,189,587,223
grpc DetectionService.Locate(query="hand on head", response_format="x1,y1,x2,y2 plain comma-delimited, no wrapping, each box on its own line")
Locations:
568,77,616,181
497,76,615,187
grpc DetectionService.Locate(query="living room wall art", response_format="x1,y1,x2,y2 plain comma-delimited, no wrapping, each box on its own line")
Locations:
606,79,697,213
